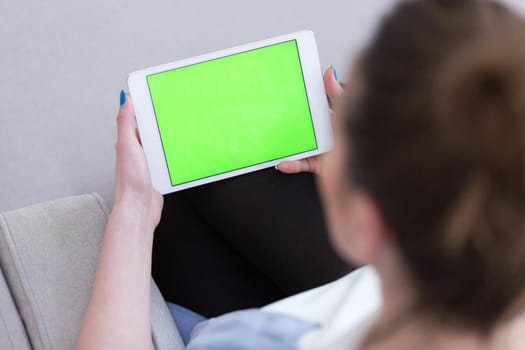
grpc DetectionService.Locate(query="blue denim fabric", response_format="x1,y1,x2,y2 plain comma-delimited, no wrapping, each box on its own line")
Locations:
167,303,207,345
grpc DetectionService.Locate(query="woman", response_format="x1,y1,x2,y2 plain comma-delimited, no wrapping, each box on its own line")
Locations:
77,0,525,348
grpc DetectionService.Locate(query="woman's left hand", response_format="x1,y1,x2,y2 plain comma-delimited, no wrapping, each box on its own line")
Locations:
276,67,344,176
114,92,163,229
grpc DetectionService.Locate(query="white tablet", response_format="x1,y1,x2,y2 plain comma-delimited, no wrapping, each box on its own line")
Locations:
128,30,333,194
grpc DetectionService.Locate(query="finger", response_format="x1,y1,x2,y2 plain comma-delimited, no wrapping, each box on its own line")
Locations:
324,67,344,106
117,91,136,142
277,160,313,174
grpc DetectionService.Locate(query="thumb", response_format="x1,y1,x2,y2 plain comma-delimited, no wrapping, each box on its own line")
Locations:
324,67,344,105
117,90,136,142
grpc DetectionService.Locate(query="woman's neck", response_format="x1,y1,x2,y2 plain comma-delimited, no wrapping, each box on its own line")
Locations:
363,312,487,350
364,311,524,350
362,250,492,350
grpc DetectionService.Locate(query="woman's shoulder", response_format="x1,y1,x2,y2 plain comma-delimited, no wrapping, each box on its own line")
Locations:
265,266,382,350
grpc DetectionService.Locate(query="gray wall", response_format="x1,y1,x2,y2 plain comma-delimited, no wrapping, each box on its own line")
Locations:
1,0,524,211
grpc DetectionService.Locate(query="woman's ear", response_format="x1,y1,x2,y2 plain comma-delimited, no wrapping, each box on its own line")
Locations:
339,192,391,265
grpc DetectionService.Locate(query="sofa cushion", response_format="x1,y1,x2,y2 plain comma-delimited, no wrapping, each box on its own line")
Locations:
0,193,183,350
0,266,31,349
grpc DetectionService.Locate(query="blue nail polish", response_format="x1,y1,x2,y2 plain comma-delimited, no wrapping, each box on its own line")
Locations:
120,90,126,106
333,67,338,81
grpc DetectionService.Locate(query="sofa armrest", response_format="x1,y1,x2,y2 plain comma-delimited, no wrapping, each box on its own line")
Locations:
0,193,183,350
0,266,31,349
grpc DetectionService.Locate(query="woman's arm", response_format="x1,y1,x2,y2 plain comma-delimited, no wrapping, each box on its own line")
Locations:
77,92,163,350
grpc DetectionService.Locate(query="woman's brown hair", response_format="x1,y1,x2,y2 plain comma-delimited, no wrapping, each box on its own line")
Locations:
347,0,525,332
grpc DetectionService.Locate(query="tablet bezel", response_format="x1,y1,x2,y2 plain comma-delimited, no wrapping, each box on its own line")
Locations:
128,30,333,194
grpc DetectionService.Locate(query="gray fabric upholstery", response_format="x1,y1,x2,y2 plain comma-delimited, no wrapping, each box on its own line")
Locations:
0,193,183,350
0,267,31,349
151,280,185,349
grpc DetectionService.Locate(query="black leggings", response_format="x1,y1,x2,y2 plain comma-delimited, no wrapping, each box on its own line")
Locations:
152,168,351,317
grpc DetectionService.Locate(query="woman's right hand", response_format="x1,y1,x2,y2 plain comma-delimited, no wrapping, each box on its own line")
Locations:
276,67,344,176
76,92,163,350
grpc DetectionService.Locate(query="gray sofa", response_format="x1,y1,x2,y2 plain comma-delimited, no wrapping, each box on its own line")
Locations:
0,193,184,349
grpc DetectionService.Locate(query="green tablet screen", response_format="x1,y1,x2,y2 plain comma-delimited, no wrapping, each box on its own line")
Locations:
147,39,318,186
